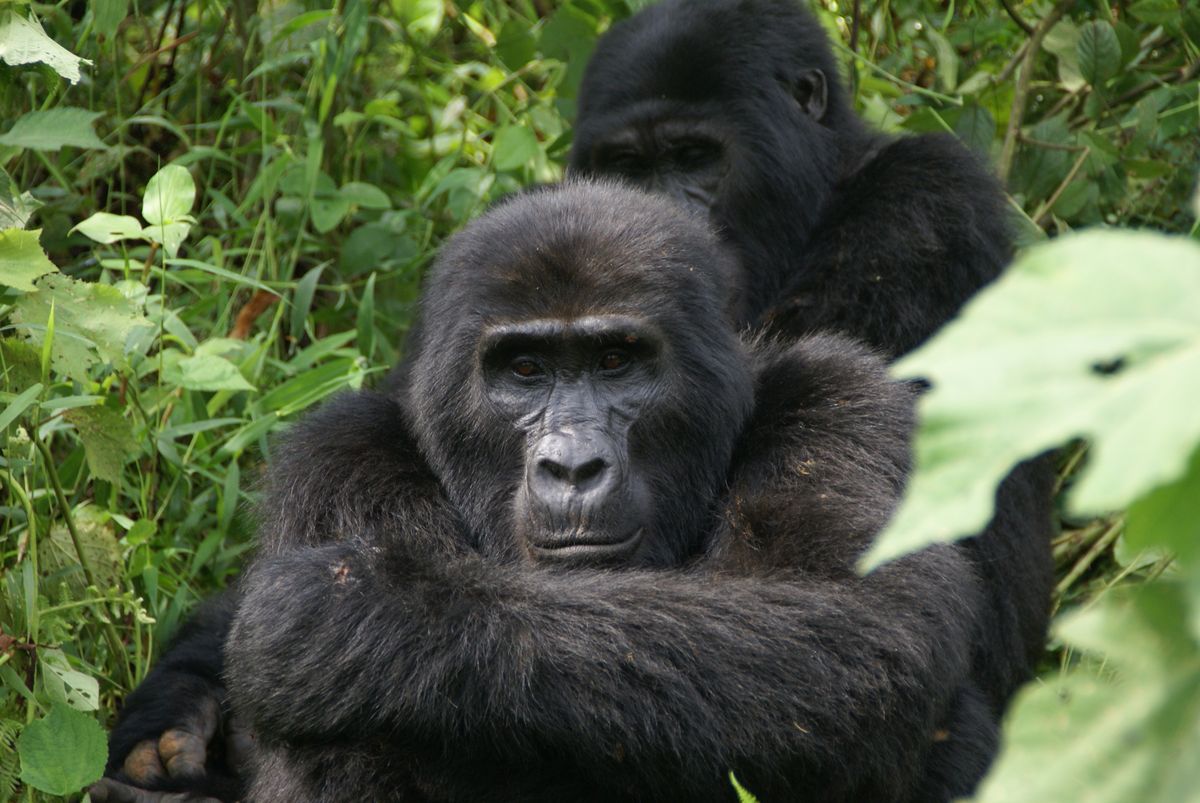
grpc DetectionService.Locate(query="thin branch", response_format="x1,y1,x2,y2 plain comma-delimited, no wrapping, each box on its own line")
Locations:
999,0,1034,36
1033,146,1091,226
998,0,1076,184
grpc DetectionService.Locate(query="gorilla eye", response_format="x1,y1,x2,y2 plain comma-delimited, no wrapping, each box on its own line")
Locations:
671,141,720,169
511,358,545,379
599,350,631,373
601,150,648,175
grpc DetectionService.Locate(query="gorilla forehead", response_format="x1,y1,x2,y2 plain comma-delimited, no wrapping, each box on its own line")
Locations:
420,180,736,327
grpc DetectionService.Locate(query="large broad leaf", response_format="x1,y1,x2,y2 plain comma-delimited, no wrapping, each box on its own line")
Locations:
71,212,144,244
17,704,105,795
492,125,539,171
164,353,255,392
1077,20,1121,86
0,229,59,291
975,583,1200,803
12,274,153,381
0,108,105,151
0,11,92,84
862,231,1200,570
142,164,195,225
64,406,137,484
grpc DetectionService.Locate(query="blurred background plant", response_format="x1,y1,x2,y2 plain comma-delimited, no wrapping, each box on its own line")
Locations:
0,0,1196,798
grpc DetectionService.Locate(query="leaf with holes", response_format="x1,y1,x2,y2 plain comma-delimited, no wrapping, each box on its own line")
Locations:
863,231,1200,570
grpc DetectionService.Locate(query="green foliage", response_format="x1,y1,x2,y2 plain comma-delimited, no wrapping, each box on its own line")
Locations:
17,704,106,794
0,0,1196,800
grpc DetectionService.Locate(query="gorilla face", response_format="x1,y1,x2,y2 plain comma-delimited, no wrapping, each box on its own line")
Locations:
480,315,660,565
408,182,755,568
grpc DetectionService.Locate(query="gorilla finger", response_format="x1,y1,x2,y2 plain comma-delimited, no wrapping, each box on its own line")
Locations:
159,694,221,779
121,740,166,785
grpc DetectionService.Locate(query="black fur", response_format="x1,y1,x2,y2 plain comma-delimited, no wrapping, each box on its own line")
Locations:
218,183,996,801
570,0,1013,358
570,0,1054,717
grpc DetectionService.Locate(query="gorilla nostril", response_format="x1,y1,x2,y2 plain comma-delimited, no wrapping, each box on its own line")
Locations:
538,458,569,482
575,457,608,486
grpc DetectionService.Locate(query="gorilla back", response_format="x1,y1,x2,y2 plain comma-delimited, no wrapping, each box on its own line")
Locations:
224,183,996,802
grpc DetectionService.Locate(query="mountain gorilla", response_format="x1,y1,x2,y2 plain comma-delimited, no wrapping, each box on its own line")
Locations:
96,182,997,802
570,0,1013,358
570,0,1054,718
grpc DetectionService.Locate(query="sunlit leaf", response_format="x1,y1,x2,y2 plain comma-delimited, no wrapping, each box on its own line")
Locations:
0,229,58,291
142,164,196,225
864,231,1200,569
71,212,144,244
0,11,92,84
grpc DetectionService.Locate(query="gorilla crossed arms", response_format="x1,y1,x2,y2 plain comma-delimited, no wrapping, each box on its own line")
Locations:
97,0,1055,800
102,182,994,802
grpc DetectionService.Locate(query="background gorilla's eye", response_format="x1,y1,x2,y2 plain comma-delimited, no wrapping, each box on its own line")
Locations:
511,358,544,378
599,350,630,372
670,141,719,169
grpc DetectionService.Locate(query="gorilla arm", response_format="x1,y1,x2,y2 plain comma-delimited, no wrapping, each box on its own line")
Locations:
226,335,986,801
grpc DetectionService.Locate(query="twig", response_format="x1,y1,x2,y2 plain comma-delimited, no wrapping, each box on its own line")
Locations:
1055,516,1124,598
1033,146,1091,226
998,0,1076,184
999,0,1034,36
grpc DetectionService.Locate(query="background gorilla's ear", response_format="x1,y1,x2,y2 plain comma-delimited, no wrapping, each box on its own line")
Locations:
789,69,828,121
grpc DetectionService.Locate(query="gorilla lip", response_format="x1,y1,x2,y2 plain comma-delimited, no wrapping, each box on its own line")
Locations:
530,527,644,563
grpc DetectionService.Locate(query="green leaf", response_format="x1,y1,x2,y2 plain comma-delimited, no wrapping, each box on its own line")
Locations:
0,108,105,151
43,504,123,593
1126,444,1200,569
975,584,1200,803
0,382,41,431
142,221,191,257
391,0,442,40
38,649,99,711
497,19,536,68
356,271,377,359
17,704,105,795
339,181,391,210
71,212,144,244
13,274,152,380
65,406,137,484
166,353,255,392
311,195,351,234
729,772,761,803
0,167,41,228
1077,21,1121,87
863,231,1200,570
0,11,93,84
92,0,127,40
0,228,58,291
142,164,196,225
1043,20,1085,92
1127,0,1181,26
492,125,539,172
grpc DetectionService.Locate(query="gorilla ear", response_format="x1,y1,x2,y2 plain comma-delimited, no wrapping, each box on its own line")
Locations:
790,69,828,122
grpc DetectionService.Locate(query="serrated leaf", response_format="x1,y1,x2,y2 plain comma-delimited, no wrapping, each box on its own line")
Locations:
975,584,1200,803
0,108,104,151
0,11,92,84
71,212,144,244
65,406,137,484
17,703,105,794
492,125,539,171
0,229,58,291
43,503,122,593
166,353,254,392
142,164,195,225
863,231,1200,570
1077,21,1121,87
12,274,152,381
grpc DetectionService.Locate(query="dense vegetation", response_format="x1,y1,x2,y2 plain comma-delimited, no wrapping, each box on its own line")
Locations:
0,0,1197,799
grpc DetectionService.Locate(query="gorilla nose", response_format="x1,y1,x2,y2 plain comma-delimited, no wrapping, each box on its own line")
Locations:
530,434,616,503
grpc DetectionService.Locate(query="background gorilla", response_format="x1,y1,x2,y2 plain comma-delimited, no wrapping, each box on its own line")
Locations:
570,0,1013,359
99,183,995,802
569,0,1054,718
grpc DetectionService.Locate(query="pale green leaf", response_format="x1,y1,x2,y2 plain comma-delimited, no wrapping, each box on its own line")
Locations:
0,228,58,291
43,504,123,592
975,584,1200,803
142,221,191,257
339,181,391,209
166,353,255,392
71,212,144,244
65,406,137,484
38,649,99,711
391,0,443,39
0,108,105,151
0,167,41,228
863,231,1200,569
492,125,539,171
0,11,92,84
12,274,153,381
142,164,196,225
17,704,105,795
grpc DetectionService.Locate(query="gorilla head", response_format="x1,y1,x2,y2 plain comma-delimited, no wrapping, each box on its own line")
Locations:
408,182,754,567
569,0,871,324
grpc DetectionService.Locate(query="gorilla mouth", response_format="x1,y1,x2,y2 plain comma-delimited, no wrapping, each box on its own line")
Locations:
530,528,644,565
